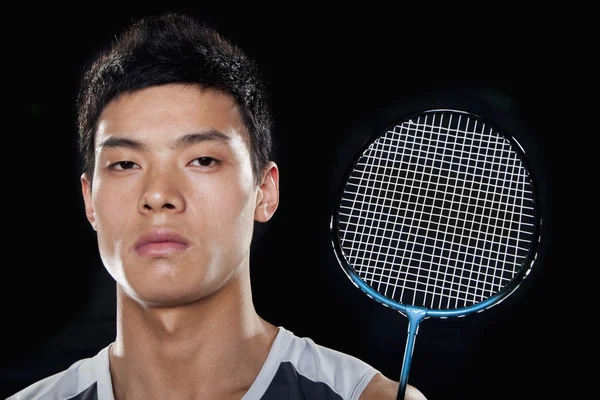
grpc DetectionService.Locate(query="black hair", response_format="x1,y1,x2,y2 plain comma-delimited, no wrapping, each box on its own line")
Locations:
76,12,273,185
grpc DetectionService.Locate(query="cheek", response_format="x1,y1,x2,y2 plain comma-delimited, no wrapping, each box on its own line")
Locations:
92,183,133,247
202,177,256,231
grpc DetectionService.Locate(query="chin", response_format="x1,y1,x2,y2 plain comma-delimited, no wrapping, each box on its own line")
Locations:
128,284,205,308
120,269,209,308
117,255,239,307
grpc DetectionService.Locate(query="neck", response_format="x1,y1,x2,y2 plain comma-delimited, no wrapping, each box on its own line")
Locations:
109,268,278,400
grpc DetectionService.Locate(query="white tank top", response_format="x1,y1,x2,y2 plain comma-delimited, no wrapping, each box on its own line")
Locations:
8,326,380,400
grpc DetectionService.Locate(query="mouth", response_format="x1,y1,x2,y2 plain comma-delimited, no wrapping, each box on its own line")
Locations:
134,228,190,258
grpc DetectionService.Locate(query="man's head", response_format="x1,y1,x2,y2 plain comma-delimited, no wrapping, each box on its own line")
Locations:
77,13,279,307
77,12,273,187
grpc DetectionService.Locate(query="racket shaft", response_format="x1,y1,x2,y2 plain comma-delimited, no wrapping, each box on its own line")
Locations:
397,307,426,400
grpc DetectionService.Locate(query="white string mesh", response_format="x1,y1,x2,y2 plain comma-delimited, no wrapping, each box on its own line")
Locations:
336,111,536,310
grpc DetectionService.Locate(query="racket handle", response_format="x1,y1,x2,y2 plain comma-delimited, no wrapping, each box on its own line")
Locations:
397,306,427,400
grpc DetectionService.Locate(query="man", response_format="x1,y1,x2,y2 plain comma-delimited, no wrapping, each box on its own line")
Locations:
9,12,426,400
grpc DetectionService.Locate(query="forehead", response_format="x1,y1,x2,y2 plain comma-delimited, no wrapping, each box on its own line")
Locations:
95,84,248,149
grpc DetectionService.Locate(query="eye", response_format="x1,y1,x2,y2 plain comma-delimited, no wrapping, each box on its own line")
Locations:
189,157,218,167
109,161,140,170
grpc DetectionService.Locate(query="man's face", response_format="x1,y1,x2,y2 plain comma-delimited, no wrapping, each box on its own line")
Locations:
81,84,277,306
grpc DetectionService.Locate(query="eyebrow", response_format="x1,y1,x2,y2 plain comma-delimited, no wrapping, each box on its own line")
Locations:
98,129,232,151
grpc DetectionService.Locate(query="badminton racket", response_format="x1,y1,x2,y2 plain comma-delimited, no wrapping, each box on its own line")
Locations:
329,108,542,399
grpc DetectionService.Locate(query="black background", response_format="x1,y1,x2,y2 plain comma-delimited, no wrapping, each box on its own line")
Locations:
3,5,576,400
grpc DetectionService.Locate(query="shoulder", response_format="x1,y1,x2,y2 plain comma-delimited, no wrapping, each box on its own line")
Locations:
274,328,379,398
7,362,85,400
273,327,427,400
280,327,374,374
7,345,112,400
360,372,427,400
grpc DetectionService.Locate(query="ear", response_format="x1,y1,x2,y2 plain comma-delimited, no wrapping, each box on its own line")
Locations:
81,173,97,231
254,161,279,223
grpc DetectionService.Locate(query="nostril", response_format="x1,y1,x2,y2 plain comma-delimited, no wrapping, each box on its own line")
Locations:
143,203,176,210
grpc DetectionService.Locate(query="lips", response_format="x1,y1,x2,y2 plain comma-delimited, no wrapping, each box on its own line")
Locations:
133,228,190,257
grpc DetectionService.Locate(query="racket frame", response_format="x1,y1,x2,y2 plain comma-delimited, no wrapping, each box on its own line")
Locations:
330,108,542,319
328,108,543,398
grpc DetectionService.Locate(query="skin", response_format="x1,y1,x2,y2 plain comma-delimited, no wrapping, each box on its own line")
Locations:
81,83,426,400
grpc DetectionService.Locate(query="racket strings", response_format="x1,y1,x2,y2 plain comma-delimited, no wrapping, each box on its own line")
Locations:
337,112,536,310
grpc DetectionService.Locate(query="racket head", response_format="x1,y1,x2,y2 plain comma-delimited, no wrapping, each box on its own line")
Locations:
330,108,542,319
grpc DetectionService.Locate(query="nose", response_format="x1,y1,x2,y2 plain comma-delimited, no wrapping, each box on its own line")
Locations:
138,167,186,214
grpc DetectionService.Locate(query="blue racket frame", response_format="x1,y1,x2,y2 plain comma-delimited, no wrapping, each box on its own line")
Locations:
329,108,543,400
